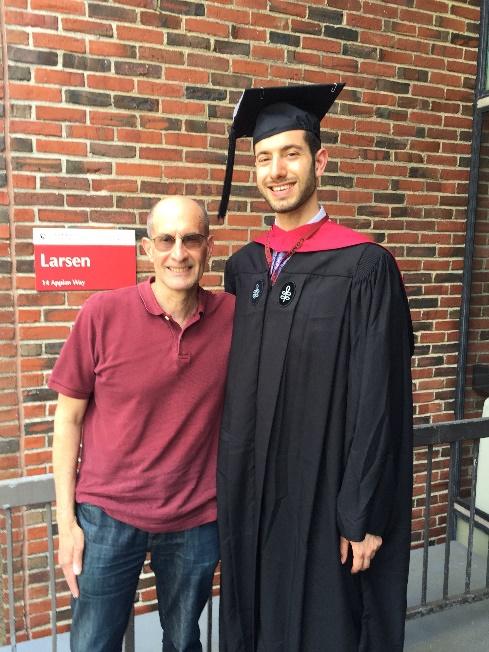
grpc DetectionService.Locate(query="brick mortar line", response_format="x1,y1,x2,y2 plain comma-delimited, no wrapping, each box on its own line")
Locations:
0,0,32,641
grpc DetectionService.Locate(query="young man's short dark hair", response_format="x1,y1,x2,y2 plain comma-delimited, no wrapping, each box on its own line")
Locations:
304,130,321,157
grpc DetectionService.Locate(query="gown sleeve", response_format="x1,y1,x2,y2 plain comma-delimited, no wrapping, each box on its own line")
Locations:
224,256,236,295
337,245,413,542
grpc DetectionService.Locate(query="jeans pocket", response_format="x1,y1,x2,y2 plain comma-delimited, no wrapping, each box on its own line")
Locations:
76,503,138,548
76,502,103,540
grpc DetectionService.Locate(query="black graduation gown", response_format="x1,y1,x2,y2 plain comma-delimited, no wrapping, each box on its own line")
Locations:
217,240,414,652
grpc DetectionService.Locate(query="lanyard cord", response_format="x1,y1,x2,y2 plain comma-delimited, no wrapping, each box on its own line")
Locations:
264,217,327,285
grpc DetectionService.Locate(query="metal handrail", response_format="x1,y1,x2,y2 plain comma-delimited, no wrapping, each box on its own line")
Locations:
1,475,56,652
413,417,489,446
409,417,489,617
0,474,137,652
0,475,215,651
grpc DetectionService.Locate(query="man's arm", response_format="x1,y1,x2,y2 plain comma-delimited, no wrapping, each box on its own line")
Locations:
337,248,413,574
52,393,88,598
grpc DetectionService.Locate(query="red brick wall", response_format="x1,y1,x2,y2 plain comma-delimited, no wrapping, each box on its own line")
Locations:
0,0,482,643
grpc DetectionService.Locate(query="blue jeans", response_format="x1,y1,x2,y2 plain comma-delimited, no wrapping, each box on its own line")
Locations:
71,503,219,652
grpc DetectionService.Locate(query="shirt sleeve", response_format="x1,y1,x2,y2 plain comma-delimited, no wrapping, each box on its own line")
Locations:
48,295,99,400
337,246,414,542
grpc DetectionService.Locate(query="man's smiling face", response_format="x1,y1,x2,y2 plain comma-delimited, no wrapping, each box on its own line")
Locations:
254,129,320,216
143,197,211,297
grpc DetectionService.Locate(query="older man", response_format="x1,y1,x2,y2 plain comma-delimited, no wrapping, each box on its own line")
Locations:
50,196,234,652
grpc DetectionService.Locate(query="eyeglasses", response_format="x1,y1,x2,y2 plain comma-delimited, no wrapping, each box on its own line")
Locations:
150,233,208,252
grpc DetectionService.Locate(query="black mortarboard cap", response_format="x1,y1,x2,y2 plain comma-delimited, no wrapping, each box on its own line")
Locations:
218,82,344,220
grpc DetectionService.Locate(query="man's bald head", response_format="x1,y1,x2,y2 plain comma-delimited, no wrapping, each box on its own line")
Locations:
146,197,209,238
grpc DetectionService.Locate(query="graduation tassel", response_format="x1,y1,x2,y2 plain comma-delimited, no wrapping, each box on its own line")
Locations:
218,126,237,222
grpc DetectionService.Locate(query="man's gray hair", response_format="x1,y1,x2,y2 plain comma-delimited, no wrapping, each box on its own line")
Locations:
146,199,209,237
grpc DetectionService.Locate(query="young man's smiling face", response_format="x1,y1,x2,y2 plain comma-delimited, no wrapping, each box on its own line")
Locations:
254,129,327,221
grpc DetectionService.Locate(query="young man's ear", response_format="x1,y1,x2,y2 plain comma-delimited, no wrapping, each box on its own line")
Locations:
315,148,328,177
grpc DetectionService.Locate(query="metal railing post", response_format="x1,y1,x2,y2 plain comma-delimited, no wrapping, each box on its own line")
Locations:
465,440,480,593
421,444,433,606
46,503,57,652
122,609,135,652
5,508,17,652
206,594,213,652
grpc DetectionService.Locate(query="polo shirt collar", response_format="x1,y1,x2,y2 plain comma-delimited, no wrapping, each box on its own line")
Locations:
138,277,208,317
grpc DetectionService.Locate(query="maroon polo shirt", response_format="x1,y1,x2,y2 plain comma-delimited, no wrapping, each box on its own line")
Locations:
49,278,235,533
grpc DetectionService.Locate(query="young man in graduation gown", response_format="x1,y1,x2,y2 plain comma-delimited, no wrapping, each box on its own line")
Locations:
216,84,414,652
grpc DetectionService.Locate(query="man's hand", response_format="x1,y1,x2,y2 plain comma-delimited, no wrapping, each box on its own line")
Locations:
339,533,382,574
58,520,84,598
